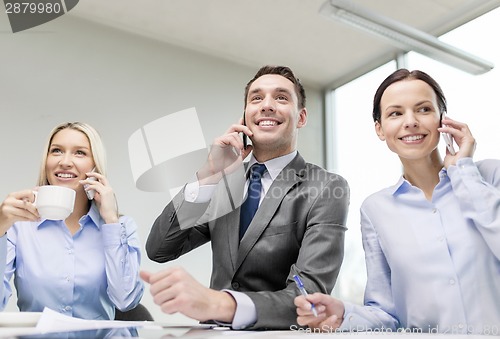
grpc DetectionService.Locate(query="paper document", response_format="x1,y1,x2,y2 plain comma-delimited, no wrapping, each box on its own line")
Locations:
36,307,158,334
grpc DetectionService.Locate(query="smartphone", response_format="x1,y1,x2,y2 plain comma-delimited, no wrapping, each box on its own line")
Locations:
242,111,248,150
85,168,97,200
441,113,456,155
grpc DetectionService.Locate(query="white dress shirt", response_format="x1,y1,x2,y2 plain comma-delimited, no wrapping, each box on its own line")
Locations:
0,202,144,319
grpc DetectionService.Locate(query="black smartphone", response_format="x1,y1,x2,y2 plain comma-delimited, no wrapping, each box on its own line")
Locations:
242,111,248,150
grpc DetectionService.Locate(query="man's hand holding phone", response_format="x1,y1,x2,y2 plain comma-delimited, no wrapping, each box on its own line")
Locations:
241,114,253,158
197,119,253,185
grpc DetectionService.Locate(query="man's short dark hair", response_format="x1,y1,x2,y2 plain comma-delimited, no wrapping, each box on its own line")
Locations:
244,65,306,110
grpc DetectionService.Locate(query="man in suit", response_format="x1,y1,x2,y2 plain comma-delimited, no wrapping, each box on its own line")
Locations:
140,65,349,330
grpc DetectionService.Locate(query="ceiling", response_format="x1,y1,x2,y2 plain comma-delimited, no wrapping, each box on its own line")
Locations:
69,0,500,89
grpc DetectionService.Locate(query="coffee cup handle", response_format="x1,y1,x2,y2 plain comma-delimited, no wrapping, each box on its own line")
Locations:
32,191,38,207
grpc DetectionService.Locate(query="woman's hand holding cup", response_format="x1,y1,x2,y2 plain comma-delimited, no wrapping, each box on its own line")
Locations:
0,190,40,235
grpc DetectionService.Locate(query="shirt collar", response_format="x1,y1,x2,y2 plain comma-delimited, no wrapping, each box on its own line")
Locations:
391,176,409,196
36,201,101,230
83,201,103,229
245,150,297,181
392,167,448,196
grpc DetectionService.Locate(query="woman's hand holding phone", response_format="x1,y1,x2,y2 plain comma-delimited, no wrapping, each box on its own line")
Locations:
80,171,119,223
85,176,97,200
84,168,97,200
439,115,477,168
442,131,456,155
441,113,456,155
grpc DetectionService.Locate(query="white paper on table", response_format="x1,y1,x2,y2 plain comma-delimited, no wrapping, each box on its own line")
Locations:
35,307,159,334
0,327,41,338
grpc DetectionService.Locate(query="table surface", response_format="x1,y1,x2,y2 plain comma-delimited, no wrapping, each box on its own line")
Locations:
5,324,498,339
0,312,498,339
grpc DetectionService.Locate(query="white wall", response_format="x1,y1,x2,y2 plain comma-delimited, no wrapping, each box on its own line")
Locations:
0,13,324,323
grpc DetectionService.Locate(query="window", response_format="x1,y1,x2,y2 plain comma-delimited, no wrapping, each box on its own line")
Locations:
329,7,500,304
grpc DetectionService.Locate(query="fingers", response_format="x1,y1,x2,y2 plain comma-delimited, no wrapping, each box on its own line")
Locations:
79,173,114,203
241,144,253,161
89,171,110,187
142,267,211,319
80,173,119,223
10,190,38,217
7,189,36,203
139,270,151,284
296,306,327,327
296,308,340,332
296,292,331,306
440,116,472,138
0,190,40,232
294,294,309,309
441,116,464,128
216,121,253,153
213,132,245,152
224,121,253,137
144,267,188,295
439,116,476,160
80,172,109,192
199,120,253,182
143,268,193,295
295,295,321,321
295,293,345,331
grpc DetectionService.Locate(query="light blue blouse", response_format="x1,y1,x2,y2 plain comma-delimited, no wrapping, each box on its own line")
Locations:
1,202,144,320
341,158,500,335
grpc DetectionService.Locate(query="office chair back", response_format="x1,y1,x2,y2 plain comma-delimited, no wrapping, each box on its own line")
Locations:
115,303,154,321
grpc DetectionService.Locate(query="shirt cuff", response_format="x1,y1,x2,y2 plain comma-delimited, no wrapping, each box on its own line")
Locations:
0,234,7,265
338,301,356,332
447,157,475,175
222,290,257,329
184,175,217,203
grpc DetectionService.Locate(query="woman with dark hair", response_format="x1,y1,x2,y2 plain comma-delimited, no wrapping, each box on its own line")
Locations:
295,69,500,334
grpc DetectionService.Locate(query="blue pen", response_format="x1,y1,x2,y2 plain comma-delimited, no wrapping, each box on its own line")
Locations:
293,275,318,317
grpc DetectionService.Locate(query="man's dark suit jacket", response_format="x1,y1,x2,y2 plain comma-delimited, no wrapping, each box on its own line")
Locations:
146,153,350,330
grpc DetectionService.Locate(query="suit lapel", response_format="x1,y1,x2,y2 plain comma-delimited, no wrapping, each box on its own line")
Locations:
235,153,306,271
218,164,246,271
223,208,241,271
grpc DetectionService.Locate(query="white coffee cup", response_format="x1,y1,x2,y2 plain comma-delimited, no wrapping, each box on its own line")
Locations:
34,186,76,220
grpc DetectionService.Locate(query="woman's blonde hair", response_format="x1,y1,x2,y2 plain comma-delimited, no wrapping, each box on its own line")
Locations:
37,122,107,186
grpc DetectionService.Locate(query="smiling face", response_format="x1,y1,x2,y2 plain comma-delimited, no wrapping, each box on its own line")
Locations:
45,128,95,194
244,74,307,161
375,79,441,161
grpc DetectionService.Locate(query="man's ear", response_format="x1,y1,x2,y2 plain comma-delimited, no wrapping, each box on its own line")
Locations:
375,121,386,141
297,108,307,128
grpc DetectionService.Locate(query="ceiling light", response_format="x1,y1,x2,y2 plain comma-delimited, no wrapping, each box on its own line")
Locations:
320,0,495,75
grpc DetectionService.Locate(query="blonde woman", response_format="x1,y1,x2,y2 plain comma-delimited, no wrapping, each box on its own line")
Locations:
0,122,144,319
